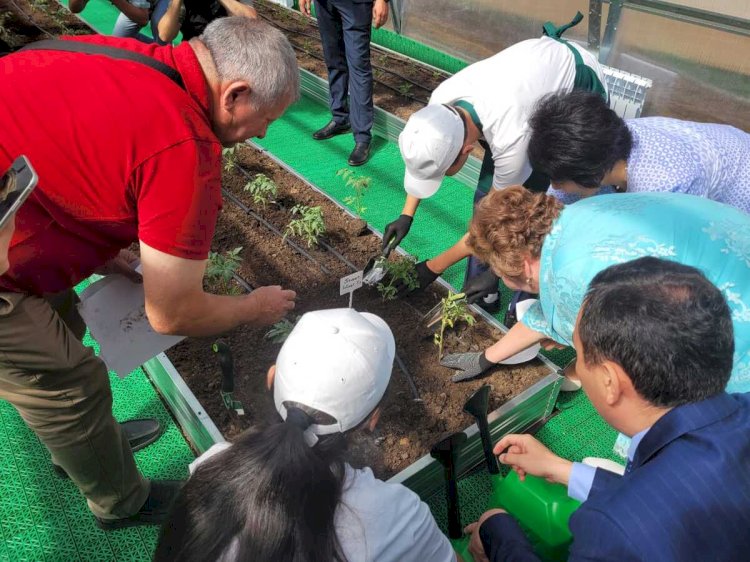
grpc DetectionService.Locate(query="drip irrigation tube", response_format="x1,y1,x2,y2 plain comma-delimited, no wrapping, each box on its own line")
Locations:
221,186,334,276
231,271,255,293
6,0,56,39
231,163,362,272
288,42,430,105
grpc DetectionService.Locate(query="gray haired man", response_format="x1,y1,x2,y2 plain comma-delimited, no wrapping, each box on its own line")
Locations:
0,17,298,529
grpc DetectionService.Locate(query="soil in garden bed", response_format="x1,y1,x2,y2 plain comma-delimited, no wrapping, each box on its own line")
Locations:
254,0,446,121
0,0,90,54
167,144,550,478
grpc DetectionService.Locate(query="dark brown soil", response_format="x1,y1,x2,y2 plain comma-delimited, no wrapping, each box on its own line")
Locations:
0,0,90,53
167,143,549,478
254,0,446,121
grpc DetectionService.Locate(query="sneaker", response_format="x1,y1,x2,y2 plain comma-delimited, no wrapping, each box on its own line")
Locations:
95,480,183,530
476,291,502,315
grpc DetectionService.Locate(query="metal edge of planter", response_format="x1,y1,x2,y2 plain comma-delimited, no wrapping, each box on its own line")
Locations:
298,68,482,188
142,353,224,454
388,372,562,500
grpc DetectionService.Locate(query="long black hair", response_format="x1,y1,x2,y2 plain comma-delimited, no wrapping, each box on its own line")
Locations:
154,404,349,562
527,90,633,188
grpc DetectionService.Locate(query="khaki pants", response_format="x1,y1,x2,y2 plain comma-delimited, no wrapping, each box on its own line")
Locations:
0,290,149,519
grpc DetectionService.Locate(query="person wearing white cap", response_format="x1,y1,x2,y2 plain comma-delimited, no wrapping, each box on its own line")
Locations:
381,12,607,312
155,308,462,562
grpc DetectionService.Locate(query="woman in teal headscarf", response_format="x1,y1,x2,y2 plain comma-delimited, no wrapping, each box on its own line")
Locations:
440,186,750,393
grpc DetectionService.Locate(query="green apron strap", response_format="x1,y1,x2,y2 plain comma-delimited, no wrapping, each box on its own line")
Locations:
453,100,483,131
452,100,494,192
542,12,608,100
542,10,583,39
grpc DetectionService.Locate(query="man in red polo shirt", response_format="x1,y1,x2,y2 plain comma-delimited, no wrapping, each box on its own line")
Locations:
0,17,299,528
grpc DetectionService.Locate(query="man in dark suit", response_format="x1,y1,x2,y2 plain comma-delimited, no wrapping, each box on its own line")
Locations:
465,257,750,561
300,0,389,166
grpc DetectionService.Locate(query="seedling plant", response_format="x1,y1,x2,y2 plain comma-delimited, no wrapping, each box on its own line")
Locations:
244,173,278,209
398,82,413,97
222,145,239,172
205,247,243,295
284,204,326,248
264,317,297,344
434,292,475,360
376,256,419,301
337,168,372,217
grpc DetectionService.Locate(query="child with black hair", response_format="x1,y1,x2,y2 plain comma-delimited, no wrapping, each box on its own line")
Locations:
155,308,461,562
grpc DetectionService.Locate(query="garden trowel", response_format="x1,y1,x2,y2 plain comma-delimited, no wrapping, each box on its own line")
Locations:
212,339,245,416
430,431,468,539
362,253,387,286
463,385,499,475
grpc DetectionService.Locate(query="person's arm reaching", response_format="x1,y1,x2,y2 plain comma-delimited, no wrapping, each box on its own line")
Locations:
140,241,295,337
382,194,421,254
156,0,183,44
494,434,573,484
217,0,257,19
441,321,546,381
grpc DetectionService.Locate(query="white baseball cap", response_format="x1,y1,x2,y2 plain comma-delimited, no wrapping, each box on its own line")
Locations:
399,104,465,199
273,308,395,439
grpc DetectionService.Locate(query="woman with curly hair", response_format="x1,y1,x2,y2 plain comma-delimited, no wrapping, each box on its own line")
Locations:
439,185,750,394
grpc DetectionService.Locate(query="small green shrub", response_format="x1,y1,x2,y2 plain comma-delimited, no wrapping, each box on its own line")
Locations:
283,205,326,247
337,168,372,217
264,318,297,344
434,292,475,359
205,247,243,295
244,174,278,209
222,145,239,172
376,256,419,301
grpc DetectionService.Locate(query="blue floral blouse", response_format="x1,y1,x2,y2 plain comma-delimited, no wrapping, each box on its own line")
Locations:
521,192,750,393
549,117,750,214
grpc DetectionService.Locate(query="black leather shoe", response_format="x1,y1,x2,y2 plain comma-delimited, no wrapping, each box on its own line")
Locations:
95,480,184,530
312,120,351,140
348,142,371,166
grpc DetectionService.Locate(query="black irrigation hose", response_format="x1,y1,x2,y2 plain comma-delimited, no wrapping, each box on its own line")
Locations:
221,185,334,276
231,271,255,293
231,164,363,273
5,0,56,40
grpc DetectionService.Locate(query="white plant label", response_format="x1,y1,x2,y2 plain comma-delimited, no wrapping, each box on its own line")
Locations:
340,270,364,308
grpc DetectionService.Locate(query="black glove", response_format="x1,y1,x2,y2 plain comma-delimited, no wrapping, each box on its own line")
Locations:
382,214,413,256
396,259,439,296
440,351,496,382
462,269,500,304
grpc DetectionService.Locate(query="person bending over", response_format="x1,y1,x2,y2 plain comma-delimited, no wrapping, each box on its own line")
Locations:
0,17,298,529
440,186,750,394
380,13,607,310
155,308,463,562
465,258,750,561
528,90,750,213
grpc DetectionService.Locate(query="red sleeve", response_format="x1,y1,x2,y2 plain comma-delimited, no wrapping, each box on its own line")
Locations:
134,139,223,259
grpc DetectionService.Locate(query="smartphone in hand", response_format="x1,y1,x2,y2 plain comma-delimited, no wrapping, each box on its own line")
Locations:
0,155,38,230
